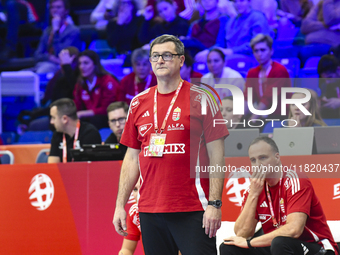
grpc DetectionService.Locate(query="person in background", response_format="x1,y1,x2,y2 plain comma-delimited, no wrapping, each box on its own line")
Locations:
317,54,340,118
201,48,245,100
288,89,327,127
106,0,145,54
33,0,81,74
180,51,203,83
244,34,291,120
195,0,270,61
146,0,196,20
277,0,313,26
73,49,120,130
48,98,102,163
118,180,142,255
118,48,157,104
138,0,189,46
220,96,246,129
220,137,338,255
17,46,80,132
181,0,228,57
105,101,128,144
90,0,116,31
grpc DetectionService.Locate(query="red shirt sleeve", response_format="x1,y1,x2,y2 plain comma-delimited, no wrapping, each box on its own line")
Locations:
93,75,119,115
124,206,141,241
286,176,313,216
73,83,83,111
120,97,143,150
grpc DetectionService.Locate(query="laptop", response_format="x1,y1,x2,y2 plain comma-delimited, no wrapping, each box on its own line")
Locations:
224,129,260,157
70,144,126,162
273,127,314,156
314,126,340,154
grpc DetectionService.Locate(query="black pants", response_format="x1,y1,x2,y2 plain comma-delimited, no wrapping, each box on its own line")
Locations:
139,211,217,255
220,236,335,255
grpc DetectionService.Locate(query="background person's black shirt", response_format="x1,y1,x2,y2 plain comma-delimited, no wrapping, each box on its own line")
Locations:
104,133,127,160
49,121,102,162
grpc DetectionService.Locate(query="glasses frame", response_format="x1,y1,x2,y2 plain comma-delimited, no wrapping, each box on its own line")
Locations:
109,117,126,125
149,52,182,62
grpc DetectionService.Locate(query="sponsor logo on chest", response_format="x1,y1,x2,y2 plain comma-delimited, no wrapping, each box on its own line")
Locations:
167,123,185,131
143,143,185,156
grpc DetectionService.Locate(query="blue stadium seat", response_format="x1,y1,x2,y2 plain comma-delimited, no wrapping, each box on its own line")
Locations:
262,120,282,133
0,150,14,164
225,55,257,77
17,131,53,144
89,39,115,59
101,59,132,80
0,132,16,144
99,128,112,142
323,119,340,126
193,62,209,74
275,22,299,46
274,58,300,78
302,56,321,73
36,148,50,163
272,46,299,59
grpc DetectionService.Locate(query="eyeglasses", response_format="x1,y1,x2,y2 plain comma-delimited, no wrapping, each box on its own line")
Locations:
109,117,126,125
150,52,182,62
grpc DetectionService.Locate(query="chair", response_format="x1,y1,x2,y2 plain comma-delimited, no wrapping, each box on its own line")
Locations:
275,22,299,46
272,46,299,59
89,39,115,59
302,56,321,73
99,128,112,142
323,119,340,126
0,132,16,144
17,131,53,144
225,55,256,78
36,148,50,163
101,59,132,80
262,120,282,133
193,62,209,74
274,58,300,78
0,150,14,164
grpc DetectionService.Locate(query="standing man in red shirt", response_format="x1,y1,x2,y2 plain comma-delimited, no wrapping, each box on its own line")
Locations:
113,34,229,255
220,136,339,255
245,34,291,120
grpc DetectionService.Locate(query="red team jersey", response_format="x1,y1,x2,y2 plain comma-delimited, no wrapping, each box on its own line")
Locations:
120,81,229,213
241,169,339,255
125,203,141,242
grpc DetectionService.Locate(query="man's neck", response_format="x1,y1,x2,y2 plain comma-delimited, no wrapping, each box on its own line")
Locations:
64,119,78,137
205,8,219,20
157,76,182,94
260,59,272,72
266,169,282,187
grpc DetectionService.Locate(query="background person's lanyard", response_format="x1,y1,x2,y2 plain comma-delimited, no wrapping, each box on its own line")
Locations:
259,65,272,98
265,177,282,228
62,120,80,163
153,81,183,134
134,74,152,96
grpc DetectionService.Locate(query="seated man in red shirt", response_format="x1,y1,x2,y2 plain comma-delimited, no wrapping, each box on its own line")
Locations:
118,48,157,104
244,34,291,120
220,136,339,255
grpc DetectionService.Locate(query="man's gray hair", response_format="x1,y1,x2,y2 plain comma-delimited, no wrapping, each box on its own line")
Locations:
131,48,150,64
249,136,279,154
150,34,185,55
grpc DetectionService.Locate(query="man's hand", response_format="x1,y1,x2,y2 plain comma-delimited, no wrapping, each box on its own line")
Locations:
58,49,75,65
51,15,61,33
202,205,221,238
321,97,340,109
249,168,266,198
113,207,128,236
49,54,60,64
144,5,154,21
223,236,248,248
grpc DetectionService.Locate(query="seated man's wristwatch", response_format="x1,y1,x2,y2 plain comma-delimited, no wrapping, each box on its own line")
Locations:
208,200,222,209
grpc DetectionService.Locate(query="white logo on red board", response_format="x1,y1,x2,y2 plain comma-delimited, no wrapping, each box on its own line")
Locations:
28,174,54,211
139,123,153,137
167,123,185,131
333,183,340,200
226,169,251,207
131,98,140,109
143,143,185,156
172,107,181,121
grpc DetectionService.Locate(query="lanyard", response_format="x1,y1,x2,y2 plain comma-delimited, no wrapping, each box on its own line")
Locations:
134,74,152,96
62,120,80,163
265,177,282,228
259,64,272,98
153,81,183,134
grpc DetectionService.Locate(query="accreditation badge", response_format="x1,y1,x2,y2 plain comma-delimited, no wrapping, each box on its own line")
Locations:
147,133,167,157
